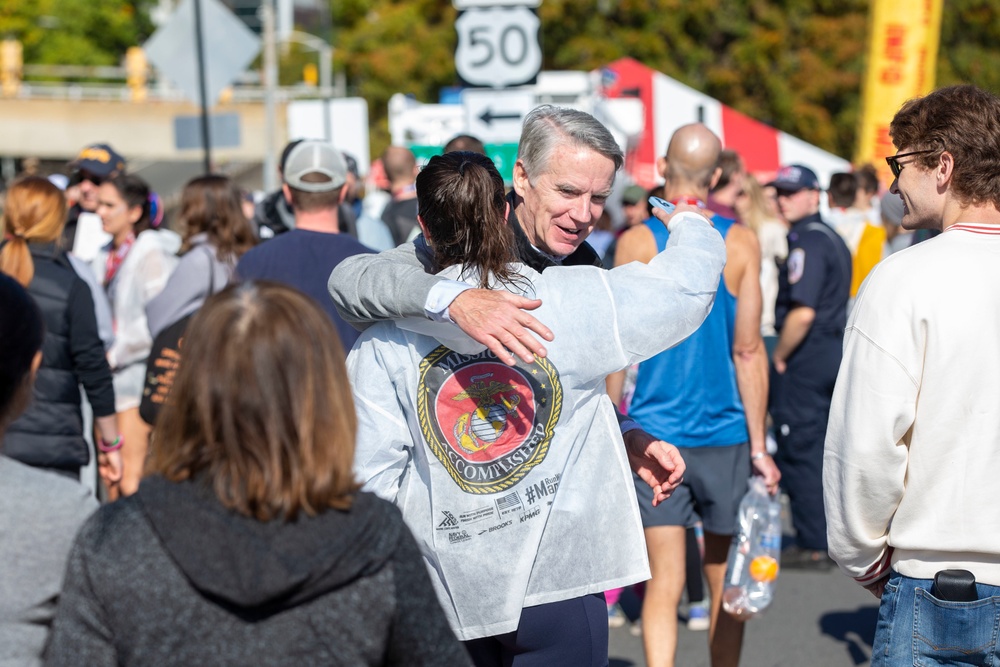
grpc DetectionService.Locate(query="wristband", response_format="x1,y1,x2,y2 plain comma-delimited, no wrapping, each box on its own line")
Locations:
751,451,767,461
98,435,123,453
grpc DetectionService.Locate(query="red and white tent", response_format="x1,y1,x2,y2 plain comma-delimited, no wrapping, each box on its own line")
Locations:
600,58,851,188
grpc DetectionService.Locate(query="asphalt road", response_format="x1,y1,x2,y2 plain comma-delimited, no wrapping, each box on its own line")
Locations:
608,564,877,667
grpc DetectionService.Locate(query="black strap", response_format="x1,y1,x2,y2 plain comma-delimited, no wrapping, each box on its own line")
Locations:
200,245,217,295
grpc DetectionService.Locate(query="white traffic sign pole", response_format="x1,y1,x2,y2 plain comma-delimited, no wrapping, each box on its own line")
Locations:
263,0,278,191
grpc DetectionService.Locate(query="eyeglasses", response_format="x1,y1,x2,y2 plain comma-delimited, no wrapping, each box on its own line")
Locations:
885,150,936,178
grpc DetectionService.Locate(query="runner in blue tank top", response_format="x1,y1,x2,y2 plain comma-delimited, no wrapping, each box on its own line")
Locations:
610,124,780,667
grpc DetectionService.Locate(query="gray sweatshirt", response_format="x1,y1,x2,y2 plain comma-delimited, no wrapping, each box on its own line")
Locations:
347,212,726,640
0,457,97,666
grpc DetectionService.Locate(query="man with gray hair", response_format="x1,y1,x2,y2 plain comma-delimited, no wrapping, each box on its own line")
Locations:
330,106,725,661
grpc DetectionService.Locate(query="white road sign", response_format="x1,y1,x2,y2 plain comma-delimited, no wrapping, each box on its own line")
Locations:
145,0,261,108
463,89,536,143
455,6,542,89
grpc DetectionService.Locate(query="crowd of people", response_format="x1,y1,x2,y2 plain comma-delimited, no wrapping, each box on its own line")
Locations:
1,83,998,667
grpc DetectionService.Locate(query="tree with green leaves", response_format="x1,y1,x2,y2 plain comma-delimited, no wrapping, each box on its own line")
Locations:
0,0,155,67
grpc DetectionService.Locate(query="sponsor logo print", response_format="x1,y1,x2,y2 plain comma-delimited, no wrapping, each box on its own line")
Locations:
520,508,541,523
495,491,524,517
459,506,496,524
448,530,472,544
417,347,562,495
478,519,514,535
524,474,561,505
437,511,459,530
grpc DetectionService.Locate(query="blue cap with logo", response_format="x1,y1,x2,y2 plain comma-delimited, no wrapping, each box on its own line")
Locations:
766,164,820,193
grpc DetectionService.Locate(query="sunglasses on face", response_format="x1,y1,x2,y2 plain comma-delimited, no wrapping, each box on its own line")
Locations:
885,150,937,178
70,171,105,187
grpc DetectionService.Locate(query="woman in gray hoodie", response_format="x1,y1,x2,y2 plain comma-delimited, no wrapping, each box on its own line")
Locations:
45,282,469,666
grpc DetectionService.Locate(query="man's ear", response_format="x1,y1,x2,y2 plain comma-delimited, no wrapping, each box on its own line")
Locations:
512,160,530,197
938,151,955,189
708,166,722,191
338,184,348,205
30,351,42,377
417,214,432,246
282,183,293,205
657,156,669,180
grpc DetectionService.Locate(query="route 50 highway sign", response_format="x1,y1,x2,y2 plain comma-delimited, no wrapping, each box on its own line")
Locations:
455,5,542,88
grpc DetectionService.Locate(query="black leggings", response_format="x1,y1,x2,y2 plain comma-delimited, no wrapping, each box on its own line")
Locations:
463,593,609,667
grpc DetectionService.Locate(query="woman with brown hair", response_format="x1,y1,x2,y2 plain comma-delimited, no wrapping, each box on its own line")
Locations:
140,175,256,425
145,174,256,339
0,176,122,485
46,281,468,666
92,173,179,496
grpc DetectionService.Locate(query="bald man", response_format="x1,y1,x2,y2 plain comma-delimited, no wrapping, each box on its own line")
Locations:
610,125,780,667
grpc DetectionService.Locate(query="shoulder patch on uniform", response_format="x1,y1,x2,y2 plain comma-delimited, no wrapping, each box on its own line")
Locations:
788,248,806,285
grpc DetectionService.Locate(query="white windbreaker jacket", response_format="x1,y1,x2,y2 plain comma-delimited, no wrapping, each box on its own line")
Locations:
348,212,726,640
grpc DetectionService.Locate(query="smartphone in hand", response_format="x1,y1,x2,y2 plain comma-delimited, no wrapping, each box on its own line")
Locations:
648,196,676,215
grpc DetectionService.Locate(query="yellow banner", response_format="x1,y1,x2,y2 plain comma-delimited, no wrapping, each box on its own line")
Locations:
855,0,943,186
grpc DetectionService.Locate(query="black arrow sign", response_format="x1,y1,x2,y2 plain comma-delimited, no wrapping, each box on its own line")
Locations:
479,108,522,126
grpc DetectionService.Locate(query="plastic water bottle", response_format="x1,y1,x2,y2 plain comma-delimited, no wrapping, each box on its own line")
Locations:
722,477,782,619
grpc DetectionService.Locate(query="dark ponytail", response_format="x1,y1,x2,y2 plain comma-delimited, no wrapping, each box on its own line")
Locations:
416,151,522,289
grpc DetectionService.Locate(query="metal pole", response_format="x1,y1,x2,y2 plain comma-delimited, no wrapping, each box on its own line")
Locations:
320,43,332,143
262,0,278,191
193,0,211,174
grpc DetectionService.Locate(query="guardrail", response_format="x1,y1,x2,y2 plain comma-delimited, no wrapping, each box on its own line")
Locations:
5,81,328,104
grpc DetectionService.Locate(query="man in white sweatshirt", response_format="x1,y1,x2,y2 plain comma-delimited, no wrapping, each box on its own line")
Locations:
824,84,1000,667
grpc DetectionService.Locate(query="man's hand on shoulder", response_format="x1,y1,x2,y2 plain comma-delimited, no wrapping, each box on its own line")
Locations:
449,289,554,366
624,428,685,506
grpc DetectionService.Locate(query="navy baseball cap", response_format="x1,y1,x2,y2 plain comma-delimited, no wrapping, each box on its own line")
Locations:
71,143,125,178
766,164,820,192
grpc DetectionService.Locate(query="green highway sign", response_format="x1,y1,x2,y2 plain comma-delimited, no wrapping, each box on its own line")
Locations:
410,143,519,184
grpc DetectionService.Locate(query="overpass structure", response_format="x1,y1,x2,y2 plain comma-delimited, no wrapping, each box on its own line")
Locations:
0,86,289,164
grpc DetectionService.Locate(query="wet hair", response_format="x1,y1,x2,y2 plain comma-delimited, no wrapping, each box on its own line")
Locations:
444,134,487,155
712,149,745,191
177,175,256,264
0,176,68,287
104,173,153,235
416,151,522,290
828,173,859,208
517,105,623,184
145,281,360,521
0,273,44,431
890,84,1000,210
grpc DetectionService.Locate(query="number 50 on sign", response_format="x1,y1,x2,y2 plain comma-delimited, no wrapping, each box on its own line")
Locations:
455,6,542,89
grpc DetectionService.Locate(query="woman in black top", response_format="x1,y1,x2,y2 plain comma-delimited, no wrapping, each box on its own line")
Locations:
0,176,122,485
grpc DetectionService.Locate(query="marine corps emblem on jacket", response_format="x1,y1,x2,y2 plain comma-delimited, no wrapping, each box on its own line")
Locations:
417,347,562,494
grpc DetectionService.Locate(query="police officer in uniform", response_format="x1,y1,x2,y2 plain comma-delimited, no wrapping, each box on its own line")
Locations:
768,164,851,569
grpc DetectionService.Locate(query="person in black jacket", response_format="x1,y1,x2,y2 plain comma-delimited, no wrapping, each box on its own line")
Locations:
45,281,470,667
0,176,122,485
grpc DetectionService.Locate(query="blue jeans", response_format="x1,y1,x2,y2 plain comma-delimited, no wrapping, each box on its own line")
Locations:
872,570,1000,666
